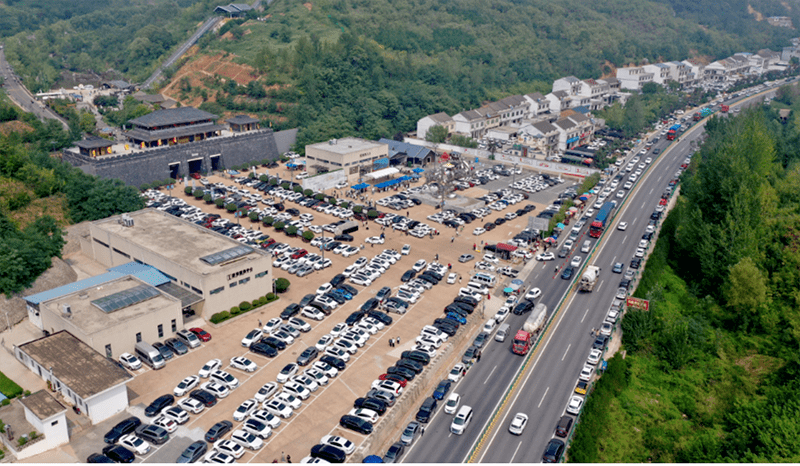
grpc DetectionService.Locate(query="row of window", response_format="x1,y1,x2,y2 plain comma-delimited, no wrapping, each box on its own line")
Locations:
132,319,177,344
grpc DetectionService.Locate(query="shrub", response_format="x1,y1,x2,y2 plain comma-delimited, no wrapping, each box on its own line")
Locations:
214,197,225,208
239,301,252,311
266,292,278,302
262,216,274,226
353,205,363,213
293,185,303,193
302,230,314,241
340,201,349,209
210,311,231,324
248,211,259,222
184,186,193,195
193,189,204,199
274,221,285,231
315,193,325,201
328,198,337,205
303,189,314,197
280,155,289,162
203,193,212,203
1,399,9,407
226,203,237,212
230,306,241,315
368,210,378,219
275,278,290,293
281,182,290,189
0,372,23,399
259,174,269,182
248,171,256,179
23,390,30,397
269,178,278,185
286,225,298,236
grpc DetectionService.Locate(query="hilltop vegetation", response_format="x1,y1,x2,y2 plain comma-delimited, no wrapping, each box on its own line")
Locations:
568,96,800,462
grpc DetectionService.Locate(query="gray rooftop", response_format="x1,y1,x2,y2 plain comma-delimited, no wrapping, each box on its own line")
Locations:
306,137,386,155
76,137,114,150
128,107,218,129
227,115,260,125
428,112,452,123
19,390,66,420
18,331,131,400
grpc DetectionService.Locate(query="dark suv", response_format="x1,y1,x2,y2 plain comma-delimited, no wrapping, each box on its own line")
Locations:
135,424,169,445
415,397,438,423
144,394,174,417
102,445,135,463
103,417,141,444
177,440,208,463
205,420,233,443
340,414,373,434
555,415,573,438
542,439,565,463
280,303,301,320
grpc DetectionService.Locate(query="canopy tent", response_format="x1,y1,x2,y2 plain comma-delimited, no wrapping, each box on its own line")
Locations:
397,175,413,182
374,178,406,189
412,168,425,173
351,183,370,190
544,237,557,243
364,167,399,181
373,157,390,169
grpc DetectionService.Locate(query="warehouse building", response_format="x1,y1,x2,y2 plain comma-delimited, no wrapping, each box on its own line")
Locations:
305,138,389,183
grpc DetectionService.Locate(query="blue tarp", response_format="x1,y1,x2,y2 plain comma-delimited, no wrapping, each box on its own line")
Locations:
351,183,370,190
373,157,389,168
374,178,405,188
412,168,425,173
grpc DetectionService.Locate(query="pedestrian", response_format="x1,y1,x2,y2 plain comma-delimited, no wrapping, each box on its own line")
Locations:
451,237,455,243
473,243,476,250
477,352,481,362
448,263,452,270
435,253,439,261
396,336,400,344
407,211,410,217
258,319,262,327
421,426,425,436
389,338,394,347
555,266,558,273
281,452,286,462
287,455,292,463
459,277,462,283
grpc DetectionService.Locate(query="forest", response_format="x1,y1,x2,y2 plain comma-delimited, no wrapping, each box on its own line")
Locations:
0,95,144,296
568,93,800,462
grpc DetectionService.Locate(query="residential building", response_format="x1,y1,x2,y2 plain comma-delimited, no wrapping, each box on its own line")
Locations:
416,112,454,140
305,137,389,182
643,63,673,85
379,138,436,166
767,16,793,28
452,110,487,139
15,331,132,424
616,66,654,90
517,120,559,156
523,92,551,118
553,117,581,151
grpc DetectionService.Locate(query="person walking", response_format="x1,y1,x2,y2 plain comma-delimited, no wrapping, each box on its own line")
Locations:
258,319,262,328
286,455,292,463
421,426,425,436
281,452,286,462
477,352,481,363
396,336,400,345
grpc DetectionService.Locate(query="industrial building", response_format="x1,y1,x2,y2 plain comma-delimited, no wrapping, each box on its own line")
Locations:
305,138,389,182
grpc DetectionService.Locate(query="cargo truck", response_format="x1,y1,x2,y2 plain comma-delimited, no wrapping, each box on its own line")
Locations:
511,304,547,355
589,202,615,238
578,265,600,292
720,104,729,113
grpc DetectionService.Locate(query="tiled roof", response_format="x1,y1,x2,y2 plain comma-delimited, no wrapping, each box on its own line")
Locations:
128,107,218,129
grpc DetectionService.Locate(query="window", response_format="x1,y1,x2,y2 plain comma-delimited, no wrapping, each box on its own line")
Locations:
255,271,268,278
239,277,250,285
210,286,224,295
105,344,112,359
136,332,142,343
158,324,164,338
51,420,59,426
171,319,177,333
230,281,238,288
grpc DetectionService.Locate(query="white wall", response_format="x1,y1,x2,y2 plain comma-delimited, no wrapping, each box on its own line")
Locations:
86,384,129,424
17,409,69,460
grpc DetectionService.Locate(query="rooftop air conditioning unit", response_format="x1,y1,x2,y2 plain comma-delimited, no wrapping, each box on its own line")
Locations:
61,304,72,318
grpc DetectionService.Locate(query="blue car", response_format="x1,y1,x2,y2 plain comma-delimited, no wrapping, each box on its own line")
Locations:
446,312,467,325
432,380,452,400
333,288,353,300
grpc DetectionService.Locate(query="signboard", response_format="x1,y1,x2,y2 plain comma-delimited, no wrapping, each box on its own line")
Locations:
626,297,650,311
528,216,550,232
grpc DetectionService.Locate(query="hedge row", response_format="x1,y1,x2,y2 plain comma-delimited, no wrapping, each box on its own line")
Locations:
210,293,279,324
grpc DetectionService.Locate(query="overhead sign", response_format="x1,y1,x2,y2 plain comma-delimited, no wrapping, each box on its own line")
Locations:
626,297,649,311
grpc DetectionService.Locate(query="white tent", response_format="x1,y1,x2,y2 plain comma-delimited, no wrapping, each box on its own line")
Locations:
364,167,399,180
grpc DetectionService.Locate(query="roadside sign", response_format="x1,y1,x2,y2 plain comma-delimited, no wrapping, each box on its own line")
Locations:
626,297,649,311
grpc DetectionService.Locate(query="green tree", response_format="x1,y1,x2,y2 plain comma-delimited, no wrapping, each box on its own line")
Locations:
248,211,259,222
302,230,314,241
725,257,770,329
425,125,448,143
450,134,478,148
275,277,290,293
286,225,298,236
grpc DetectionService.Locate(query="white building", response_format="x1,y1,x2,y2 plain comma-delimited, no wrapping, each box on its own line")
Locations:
15,331,131,424
13,391,69,460
643,63,672,85
616,66,654,90
416,112,454,140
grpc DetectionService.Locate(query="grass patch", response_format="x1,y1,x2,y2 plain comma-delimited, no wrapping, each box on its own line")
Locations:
0,371,23,399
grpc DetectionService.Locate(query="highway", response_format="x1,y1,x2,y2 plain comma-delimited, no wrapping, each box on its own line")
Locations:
400,81,792,462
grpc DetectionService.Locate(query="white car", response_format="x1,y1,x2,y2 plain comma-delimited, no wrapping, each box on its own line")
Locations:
579,365,595,382
282,381,311,400
617,222,628,231
250,409,282,429
233,399,258,421
444,393,461,414
313,361,339,378
494,306,510,323
320,435,355,455
199,359,222,378
119,434,150,455
570,256,582,267
178,397,205,414
277,363,299,383
241,328,263,347
174,375,199,397
635,248,645,258
316,334,335,351
416,335,441,348
473,227,486,236
600,321,613,336
365,236,385,244
449,364,465,382
566,396,584,415
210,370,239,389
162,406,189,425
324,346,350,362
213,439,245,459
483,319,497,333
263,399,293,418
316,283,332,295
304,368,329,386
508,413,528,435
401,244,411,255
372,379,403,396
412,259,427,272
201,381,230,398
587,348,603,365
230,429,264,450
119,353,142,371
254,382,279,402
302,306,326,321
524,288,542,300
288,317,311,332
263,317,282,333
348,408,379,424
273,391,302,409
290,374,319,393
230,356,258,373
447,272,458,284
535,252,555,261
243,418,273,439
152,416,178,433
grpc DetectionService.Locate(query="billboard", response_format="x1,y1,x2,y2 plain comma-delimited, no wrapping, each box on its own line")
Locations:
626,297,649,311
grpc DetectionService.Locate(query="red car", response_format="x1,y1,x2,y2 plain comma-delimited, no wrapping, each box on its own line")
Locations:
659,198,668,206
291,249,308,260
378,374,408,387
189,328,211,342
190,173,201,180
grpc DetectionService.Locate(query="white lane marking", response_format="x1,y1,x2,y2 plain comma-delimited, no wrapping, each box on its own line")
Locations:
649,188,654,195
484,365,498,385
621,235,627,244
561,344,571,361
510,441,523,462
538,387,550,408
596,280,603,293
580,308,590,323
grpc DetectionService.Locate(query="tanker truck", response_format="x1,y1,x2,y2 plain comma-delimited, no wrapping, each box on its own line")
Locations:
511,303,547,355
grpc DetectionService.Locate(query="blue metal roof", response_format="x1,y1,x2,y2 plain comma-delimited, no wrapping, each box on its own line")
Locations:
107,262,171,287
24,272,125,305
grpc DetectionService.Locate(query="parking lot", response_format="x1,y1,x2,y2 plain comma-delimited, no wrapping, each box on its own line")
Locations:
74,163,578,462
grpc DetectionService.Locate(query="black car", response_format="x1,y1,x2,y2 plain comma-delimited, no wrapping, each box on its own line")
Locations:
190,389,217,407
454,295,478,307
395,358,424,373
281,303,301,320
415,397,438,423
354,397,388,415
592,335,609,350
102,445,135,463
87,453,115,463
619,279,631,289
311,444,347,463
445,304,469,317
177,440,208,463
299,294,317,307
135,424,169,445
345,310,366,326
251,342,279,358
400,270,416,282
494,217,506,226
386,366,416,381
144,394,174,417
325,292,346,305
642,232,653,241
383,441,406,463
376,286,392,302
334,234,354,242
434,317,460,329
555,415,574,438
360,298,380,312
260,336,287,351
450,301,475,313
542,439,565,463
104,417,142,444
367,310,393,325
401,350,430,365
339,283,358,296
330,273,346,287
340,414,373,434
205,420,233,443
286,208,300,216
630,258,642,269
320,354,347,371
561,267,574,280
297,347,319,366
432,322,457,336
418,273,440,285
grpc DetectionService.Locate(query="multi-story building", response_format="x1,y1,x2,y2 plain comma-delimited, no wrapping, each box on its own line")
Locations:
305,137,389,182
416,112,454,140
616,66,654,90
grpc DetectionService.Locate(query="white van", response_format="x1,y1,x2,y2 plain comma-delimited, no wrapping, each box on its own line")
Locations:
495,323,511,342
451,405,473,435
581,240,591,253
135,341,165,370
472,272,496,287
